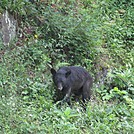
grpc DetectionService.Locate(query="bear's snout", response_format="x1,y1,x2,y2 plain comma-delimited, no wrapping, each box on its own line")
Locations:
57,83,63,91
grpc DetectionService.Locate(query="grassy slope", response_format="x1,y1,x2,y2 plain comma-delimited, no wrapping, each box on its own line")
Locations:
0,1,134,134
0,48,133,134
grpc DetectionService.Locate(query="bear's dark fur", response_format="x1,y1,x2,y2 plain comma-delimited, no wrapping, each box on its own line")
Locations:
51,66,93,105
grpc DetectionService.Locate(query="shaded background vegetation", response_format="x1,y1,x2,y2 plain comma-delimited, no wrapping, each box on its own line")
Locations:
0,0,134,133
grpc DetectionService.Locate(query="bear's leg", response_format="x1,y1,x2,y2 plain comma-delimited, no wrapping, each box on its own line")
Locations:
82,81,92,103
62,88,72,106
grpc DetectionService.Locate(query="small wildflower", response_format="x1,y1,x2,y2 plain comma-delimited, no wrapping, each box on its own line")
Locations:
34,34,38,39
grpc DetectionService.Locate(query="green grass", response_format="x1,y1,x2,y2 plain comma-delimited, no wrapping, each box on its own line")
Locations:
0,95,134,134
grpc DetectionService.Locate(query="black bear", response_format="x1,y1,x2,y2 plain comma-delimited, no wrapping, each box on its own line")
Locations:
51,66,93,105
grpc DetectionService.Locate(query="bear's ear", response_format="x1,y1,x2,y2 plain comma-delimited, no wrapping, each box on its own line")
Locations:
65,69,71,78
51,68,56,76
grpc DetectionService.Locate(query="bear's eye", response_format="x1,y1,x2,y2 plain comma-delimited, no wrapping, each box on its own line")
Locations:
58,79,63,83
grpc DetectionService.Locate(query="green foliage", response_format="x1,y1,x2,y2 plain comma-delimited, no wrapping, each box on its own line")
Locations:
0,0,29,14
0,0,134,133
38,4,101,67
96,67,134,102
